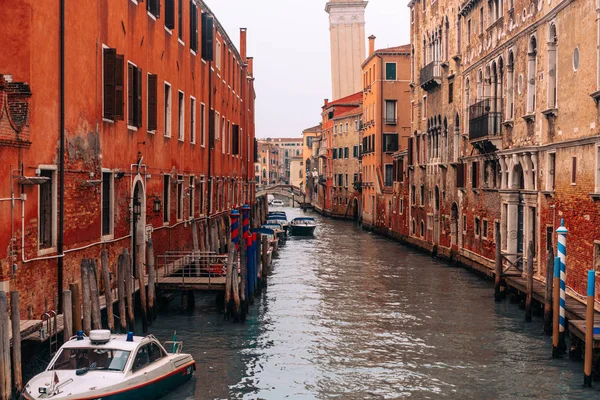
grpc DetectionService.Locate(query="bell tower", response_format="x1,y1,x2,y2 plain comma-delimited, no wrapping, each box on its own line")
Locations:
325,0,368,99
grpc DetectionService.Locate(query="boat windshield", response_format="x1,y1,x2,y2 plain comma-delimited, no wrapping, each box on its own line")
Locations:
50,348,131,372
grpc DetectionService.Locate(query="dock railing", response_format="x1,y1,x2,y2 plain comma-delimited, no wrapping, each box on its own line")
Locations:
156,251,229,287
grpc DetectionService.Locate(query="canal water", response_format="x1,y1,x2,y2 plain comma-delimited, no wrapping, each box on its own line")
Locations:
150,207,597,399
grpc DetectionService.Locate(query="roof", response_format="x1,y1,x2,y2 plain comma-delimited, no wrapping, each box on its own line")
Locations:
362,43,411,68
323,92,363,109
303,124,322,133
333,107,362,120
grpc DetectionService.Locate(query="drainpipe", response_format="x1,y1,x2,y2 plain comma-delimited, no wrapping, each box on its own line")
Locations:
378,54,384,185
207,59,213,218
58,0,65,313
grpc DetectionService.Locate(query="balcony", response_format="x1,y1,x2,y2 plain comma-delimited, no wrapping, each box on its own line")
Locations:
468,98,503,152
318,174,326,184
353,180,362,192
318,146,329,158
419,61,442,91
385,117,397,125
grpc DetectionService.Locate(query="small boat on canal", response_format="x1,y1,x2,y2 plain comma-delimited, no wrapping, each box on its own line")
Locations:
266,213,289,234
20,330,195,400
262,222,287,244
252,227,279,257
289,217,317,236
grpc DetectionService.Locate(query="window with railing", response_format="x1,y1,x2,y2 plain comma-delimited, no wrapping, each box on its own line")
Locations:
383,133,399,153
468,98,503,141
385,100,397,124
420,61,441,89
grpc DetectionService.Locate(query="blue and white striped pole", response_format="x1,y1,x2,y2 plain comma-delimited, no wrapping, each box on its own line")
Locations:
557,219,568,353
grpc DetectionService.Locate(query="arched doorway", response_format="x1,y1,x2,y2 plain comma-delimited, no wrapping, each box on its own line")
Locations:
434,186,440,245
512,164,525,258
352,198,360,222
450,202,459,248
131,178,146,281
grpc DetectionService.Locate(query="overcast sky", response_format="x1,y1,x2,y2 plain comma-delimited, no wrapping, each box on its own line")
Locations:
205,0,410,139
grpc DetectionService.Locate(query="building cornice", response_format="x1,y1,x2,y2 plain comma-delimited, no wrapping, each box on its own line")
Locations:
325,1,369,13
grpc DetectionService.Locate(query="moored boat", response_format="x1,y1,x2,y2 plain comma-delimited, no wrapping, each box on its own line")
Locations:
20,330,195,400
289,217,317,236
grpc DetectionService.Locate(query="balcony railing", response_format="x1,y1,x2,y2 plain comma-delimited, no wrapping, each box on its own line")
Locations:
318,174,326,184
385,117,397,125
318,146,329,158
419,61,442,91
468,98,503,142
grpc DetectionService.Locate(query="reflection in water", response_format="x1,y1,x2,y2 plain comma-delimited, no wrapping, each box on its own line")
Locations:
152,207,597,399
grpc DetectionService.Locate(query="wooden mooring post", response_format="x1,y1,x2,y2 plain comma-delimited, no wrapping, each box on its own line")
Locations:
81,259,92,335
552,256,560,358
101,248,114,332
147,238,156,323
584,270,595,387
70,283,82,333
494,223,503,302
136,247,148,334
10,291,22,394
117,252,127,333
543,247,554,335
62,289,73,341
0,291,12,400
525,241,534,322
89,260,102,330
124,249,135,332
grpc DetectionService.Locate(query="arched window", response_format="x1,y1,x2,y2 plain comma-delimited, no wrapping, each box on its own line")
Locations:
507,51,515,119
548,24,558,109
527,36,538,113
477,70,483,100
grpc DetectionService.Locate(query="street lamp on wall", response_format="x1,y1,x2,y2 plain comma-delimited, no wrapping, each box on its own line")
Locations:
153,197,161,214
133,198,142,223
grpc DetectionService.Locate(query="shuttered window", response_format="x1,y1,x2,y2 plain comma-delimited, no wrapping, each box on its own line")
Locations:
457,163,466,188
127,63,143,128
385,62,397,80
201,13,214,61
103,48,124,120
147,74,158,131
147,0,160,18
189,1,198,52
163,175,170,224
408,137,414,165
165,0,175,30
232,124,240,155
102,172,113,236
178,0,183,40
39,170,54,249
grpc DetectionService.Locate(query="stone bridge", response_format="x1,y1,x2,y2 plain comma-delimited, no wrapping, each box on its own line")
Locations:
256,184,306,205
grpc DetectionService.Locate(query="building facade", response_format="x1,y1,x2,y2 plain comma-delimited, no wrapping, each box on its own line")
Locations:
331,108,362,218
325,0,368,99
0,0,257,315
402,0,600,298
302,124,321,198
315,93,362,215
289,156,304,190
257,140,279,186
360,38,411,229
270,138,303,184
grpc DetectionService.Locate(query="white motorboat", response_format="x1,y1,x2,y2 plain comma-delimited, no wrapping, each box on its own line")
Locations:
20,330,195,400
289,217,317,236
271,199,284,206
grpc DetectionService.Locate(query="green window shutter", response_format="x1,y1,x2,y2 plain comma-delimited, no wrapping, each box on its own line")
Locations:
386,63,397,80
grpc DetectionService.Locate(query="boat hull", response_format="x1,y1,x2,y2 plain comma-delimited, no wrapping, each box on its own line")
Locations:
289,225,316,236
21,361,195,400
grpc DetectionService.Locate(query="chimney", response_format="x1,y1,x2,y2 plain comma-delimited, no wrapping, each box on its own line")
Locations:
240,28,247,62
247,57,254,77
368,35,376,56
324,98,329,106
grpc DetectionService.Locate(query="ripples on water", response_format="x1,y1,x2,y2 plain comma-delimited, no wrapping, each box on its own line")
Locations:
152,207,598,399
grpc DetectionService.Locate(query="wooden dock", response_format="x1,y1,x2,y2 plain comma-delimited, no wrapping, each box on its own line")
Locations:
8,252,228,346
505,275,600,347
